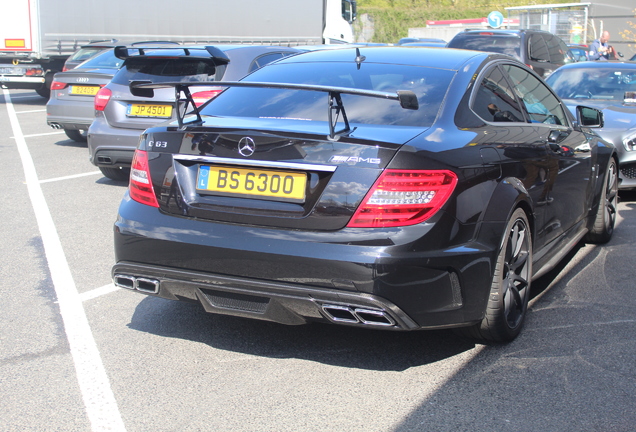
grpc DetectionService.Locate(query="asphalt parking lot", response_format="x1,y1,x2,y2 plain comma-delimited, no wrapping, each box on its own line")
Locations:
2,88,635,432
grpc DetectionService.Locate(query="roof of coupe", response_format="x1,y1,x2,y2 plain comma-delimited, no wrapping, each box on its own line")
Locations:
279,45,487,70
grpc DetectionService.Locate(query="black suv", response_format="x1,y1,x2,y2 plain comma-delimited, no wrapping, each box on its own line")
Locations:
447,29,574,78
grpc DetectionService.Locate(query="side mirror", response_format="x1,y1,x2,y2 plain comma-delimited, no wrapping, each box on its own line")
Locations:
576,105,603,128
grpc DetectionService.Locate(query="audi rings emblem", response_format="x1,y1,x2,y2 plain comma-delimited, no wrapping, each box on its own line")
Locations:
238,137,256,157
76,77,90,83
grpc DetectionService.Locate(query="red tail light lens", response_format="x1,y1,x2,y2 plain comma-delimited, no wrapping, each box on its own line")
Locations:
129,150,159,208
50,81,67,90
192,88,224,107
347,170,458,228
94,87,112,111
62,66,69,72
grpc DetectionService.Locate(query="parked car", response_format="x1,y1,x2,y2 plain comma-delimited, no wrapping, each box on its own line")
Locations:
88,44,301,181
112,46,616,343
397,37,446,45
447,29,575,77
62,41,119,72
47,49,124,142
568,44,590,62
546,61,636,189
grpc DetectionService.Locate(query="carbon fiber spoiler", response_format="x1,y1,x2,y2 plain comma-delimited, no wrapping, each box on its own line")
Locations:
114,45,230,64
133,80,419,139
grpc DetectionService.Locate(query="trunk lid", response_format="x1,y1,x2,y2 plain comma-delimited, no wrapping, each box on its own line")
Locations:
146,118,427,230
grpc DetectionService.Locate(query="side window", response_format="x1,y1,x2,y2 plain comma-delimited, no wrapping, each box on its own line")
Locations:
472,66,525,123
248,53,286,73
529,34,550,62
545,34,565,64
502,64,568,126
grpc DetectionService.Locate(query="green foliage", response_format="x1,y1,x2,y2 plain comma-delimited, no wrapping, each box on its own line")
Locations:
356,0,575,43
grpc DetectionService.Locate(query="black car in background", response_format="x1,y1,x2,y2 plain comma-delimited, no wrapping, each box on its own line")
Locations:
447,29,575,77
112,46,616,342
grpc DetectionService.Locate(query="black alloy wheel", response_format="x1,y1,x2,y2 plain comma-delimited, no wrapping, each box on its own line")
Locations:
461,208,532,342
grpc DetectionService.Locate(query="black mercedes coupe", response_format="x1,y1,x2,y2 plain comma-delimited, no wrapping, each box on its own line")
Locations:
112,46,617,342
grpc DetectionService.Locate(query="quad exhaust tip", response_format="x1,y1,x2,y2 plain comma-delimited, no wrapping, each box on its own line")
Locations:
321,304,396,327
113,274,160,294
49,123,62,129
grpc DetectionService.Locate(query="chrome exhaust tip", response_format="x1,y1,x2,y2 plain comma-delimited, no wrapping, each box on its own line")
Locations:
113,274,160,294
48,123,62,129
321,304,396,327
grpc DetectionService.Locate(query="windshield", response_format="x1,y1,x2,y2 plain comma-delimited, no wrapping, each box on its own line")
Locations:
77,49,123,70
547,67,636,101
200,62,455,127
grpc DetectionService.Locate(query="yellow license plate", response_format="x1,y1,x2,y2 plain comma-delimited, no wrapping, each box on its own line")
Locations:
69,85,100,95
197,165,306,202
127,103,173,118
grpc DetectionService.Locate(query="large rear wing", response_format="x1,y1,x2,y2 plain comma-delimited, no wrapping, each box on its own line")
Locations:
114,45,230,64
134,80,419,140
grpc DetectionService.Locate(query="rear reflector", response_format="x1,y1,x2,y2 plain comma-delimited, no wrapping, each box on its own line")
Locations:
129,150,159,207
347,170,458,228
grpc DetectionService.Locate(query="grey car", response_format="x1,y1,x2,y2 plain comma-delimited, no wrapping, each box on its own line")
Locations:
87,44,301,181
546,61,636,188
46,49,123,142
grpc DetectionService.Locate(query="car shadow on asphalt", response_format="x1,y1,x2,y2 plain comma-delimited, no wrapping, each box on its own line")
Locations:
126,194,636,373
127,291,480,371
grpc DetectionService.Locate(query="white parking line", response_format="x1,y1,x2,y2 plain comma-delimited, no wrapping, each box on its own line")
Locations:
15,108,47,114
11,130,65,139
4,89,127,432
40,171,102,184
80,284,121,302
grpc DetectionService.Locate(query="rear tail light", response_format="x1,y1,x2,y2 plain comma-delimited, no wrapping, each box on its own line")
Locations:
50,81,67,90
192,88,224,107
347,170,458,228
62,66,69,72
129,150,159,208
94,87,112,111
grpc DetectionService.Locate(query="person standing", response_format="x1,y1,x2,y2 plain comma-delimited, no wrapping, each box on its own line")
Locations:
590,31,611,60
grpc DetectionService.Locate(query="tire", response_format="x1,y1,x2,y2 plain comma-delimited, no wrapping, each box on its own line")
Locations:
64,129,88,143
461,208,532,343
99,167,131,182
35,72,53,98
585,159,618,244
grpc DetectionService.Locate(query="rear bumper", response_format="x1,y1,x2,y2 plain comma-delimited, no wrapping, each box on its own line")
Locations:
46,97,94,130
114,195,501,330
87,116,142,167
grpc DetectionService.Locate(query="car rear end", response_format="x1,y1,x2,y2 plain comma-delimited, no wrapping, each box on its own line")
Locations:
113,49,499,330
88,46,229,178
46,69,115,132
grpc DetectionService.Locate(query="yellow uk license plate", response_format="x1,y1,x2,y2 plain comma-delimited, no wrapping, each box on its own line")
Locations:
127,103,173,118
196,165,307,202
69,85,100,95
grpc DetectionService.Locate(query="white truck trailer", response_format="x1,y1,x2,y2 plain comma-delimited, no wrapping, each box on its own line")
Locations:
0,0,357,97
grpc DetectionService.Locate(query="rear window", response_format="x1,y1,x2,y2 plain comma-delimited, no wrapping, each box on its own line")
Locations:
200,62,455,127
68,47,105,62
111,58,217,85
448,34,521,60
76,50,122,69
